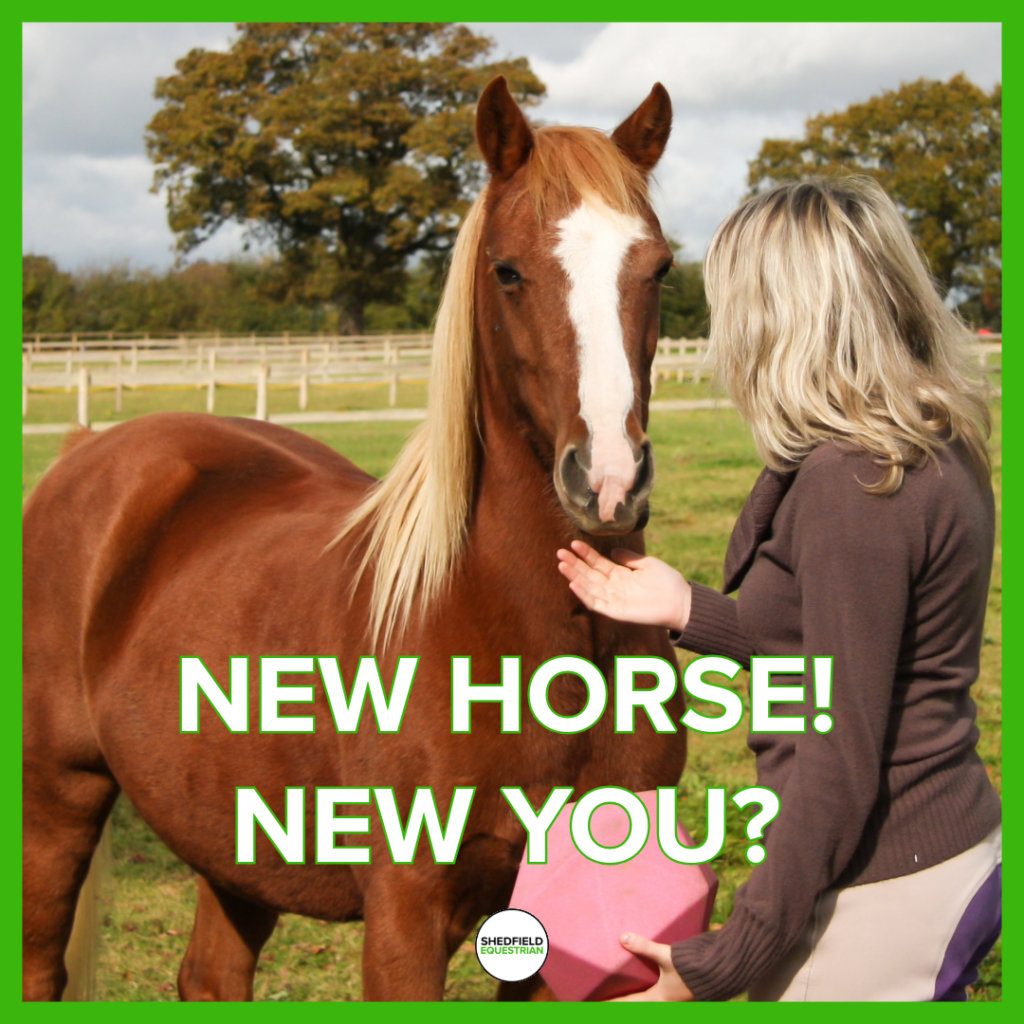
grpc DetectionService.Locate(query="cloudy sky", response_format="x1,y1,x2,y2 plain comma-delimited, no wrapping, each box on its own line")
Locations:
22,22,1001,272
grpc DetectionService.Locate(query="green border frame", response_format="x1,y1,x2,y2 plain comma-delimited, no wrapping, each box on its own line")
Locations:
12,6,1012,1016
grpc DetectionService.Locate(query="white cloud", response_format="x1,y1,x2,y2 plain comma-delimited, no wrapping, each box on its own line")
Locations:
23,22,236,158
650,111,809,255
517,22,1001,255
22,152,259,270
529,22,1001,118
22,22,1002,270
469,22,607,65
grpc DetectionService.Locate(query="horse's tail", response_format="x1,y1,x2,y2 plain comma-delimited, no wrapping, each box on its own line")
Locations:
62,819,112,1001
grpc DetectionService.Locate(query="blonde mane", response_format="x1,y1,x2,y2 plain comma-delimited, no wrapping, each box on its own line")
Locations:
334,126,652,647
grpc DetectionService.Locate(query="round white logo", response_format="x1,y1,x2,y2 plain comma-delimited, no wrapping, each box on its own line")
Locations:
475,909,549,983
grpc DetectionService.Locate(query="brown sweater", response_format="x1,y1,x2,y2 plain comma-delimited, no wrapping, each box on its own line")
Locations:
670,440,1001,1002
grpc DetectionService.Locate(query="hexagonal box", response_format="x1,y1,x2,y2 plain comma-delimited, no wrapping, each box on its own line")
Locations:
509,789,717,1001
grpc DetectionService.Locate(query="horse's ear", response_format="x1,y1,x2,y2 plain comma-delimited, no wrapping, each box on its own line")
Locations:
612,83,672,172
476,76,534,180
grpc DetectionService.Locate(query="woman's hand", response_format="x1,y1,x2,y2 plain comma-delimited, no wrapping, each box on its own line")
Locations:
611,933,695,1001
556,540,692,633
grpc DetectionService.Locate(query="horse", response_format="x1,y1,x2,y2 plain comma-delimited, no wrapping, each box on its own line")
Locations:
23,76,685,1001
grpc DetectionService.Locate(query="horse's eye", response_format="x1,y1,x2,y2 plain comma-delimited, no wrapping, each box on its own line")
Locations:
654,260,674,283
494,264,521,287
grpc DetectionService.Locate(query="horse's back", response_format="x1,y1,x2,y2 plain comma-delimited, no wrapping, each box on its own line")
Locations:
23,412,376,728
26,412,374,525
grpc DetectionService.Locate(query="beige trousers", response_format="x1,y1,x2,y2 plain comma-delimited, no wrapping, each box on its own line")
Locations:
748,827,1002,1001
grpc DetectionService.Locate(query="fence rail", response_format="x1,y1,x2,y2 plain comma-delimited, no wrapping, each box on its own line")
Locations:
21,330,434,351
22,333,1002,433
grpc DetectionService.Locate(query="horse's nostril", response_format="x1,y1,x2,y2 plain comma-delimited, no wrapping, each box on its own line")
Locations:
632,442,654,497
559,446,589,499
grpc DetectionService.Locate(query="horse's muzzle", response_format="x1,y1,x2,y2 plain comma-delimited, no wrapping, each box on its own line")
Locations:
555,439,654,535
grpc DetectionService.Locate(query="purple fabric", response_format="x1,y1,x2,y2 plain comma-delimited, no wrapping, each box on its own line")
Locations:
933,863,1002,1001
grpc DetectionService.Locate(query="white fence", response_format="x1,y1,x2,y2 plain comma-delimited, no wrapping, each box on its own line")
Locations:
22,331,1002,433
22,334,433,421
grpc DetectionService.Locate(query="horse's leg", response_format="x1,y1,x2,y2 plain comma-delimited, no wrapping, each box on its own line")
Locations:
22,763,118,1000
361,869,449,1000
178,876,278,1001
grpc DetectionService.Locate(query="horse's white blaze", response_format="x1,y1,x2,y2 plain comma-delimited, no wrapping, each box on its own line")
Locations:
555,198,647,521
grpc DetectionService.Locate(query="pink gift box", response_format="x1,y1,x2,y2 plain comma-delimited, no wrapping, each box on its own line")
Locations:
509,789,717,1001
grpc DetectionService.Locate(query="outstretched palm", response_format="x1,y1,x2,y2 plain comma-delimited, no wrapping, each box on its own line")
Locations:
556,540,691,633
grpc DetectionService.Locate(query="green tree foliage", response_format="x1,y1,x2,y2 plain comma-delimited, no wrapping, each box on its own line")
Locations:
21,255,339,336
23,256,76,333
748,75,1001,328
146,23,544,333
660,258,709,339
364,257,445,332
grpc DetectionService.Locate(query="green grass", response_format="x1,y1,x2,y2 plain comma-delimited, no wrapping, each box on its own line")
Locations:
22,393,1001,1001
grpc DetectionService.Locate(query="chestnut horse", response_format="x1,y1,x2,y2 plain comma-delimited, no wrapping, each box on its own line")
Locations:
23,77,684,1001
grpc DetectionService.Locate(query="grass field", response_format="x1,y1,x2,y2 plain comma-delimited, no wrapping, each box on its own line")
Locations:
21,380,1001,1001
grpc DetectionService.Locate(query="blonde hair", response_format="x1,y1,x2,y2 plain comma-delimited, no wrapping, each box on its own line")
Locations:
333,125,651,647
704,176,990,493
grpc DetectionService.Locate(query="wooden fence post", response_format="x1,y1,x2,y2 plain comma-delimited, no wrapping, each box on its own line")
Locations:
77,367,90,428
206,350,217,413
256,364,269,421
115,352,124,413
299,348,309,410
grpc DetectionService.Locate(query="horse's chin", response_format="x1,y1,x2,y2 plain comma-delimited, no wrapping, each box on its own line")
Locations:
560,499,649,537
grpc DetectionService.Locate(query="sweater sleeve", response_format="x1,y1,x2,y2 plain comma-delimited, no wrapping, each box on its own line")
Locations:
671,454,916,1000
671,583,754,669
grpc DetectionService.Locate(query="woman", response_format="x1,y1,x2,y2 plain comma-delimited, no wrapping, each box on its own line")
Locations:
557,177,1001,1001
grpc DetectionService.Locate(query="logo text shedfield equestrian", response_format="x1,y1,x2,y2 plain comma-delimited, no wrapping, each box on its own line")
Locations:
475,910,549,982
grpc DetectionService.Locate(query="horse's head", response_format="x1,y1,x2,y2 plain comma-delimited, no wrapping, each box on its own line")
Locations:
475,77,674,536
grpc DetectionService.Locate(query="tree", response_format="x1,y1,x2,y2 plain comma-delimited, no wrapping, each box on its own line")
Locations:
747,75,1001,328
146,23,545,334
20,255,342,336
23,256,75,334
659,256,708,340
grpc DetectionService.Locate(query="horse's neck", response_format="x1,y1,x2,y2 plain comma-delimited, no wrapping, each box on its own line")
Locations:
474,392,569,561
466,327,581,605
